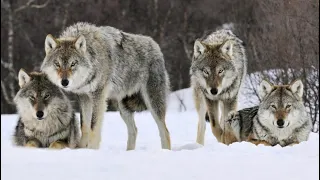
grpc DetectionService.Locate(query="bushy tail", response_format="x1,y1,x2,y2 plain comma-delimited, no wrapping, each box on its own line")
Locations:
121,92,147,112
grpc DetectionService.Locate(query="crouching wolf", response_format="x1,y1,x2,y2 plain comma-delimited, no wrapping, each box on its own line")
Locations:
41,22,171,150
210,79,312,147
13,69,80,149
190,29,247,145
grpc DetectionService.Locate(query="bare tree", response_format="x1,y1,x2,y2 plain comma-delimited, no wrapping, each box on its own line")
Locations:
1,0,50,107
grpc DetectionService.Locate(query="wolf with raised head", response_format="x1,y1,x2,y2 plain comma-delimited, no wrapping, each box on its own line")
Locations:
41,22,171,150
190,29,247,145
13,69,80,149
221,79,312,147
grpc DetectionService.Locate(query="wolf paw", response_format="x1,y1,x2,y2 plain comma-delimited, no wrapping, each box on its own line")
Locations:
49,141,68,149
79,132,90,148
25,140,40,148
226,111,240,124
87,131,101,149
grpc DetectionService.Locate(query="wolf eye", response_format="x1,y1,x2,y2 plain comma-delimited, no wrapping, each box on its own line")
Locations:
202,69,209,75
44,93,50,100
29,96,35,101
271,104,277,109
54,61,60,68
70,61,78,67
218,69,224,74
286,104,292,109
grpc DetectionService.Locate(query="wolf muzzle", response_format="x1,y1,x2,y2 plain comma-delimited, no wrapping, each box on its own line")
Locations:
61,79,69,87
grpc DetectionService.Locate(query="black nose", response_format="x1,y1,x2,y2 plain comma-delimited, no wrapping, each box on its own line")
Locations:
61,79,69,87
36,111,44,119
277,119,284,127
210,88,218,95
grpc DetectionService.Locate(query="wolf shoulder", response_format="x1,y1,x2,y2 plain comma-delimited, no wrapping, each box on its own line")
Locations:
61,22,163,64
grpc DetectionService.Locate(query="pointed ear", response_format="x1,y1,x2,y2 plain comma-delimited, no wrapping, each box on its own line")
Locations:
18,69,31,88
258,79,274,100
75,35,86,53
45,34,58,54
289,79,304,98
220,40,234,58
193,40,207,59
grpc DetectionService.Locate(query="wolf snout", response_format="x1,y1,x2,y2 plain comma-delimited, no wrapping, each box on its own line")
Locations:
276,119,285,128
36,111,44,120
210,88,218,95
61,79,69,87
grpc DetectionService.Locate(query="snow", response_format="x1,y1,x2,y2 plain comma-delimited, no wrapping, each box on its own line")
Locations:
1,112,319,180
1,70,319,180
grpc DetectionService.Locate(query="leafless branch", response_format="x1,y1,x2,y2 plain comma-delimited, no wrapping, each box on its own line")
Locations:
175,93,187,112
178,34,192,60
14,0,50,13
1,80,15,105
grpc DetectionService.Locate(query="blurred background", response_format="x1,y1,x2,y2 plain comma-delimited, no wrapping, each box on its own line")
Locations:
1,0,319,132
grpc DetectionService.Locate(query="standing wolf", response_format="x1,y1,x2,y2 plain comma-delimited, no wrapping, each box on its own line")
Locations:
190,29,247,145
219,79,312,147
41,22,171,150
13,70,80,149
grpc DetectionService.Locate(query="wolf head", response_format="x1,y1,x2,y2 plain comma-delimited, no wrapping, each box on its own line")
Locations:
257,79,307,129
14,69,69,121
41,34,94,91
190,39,238,97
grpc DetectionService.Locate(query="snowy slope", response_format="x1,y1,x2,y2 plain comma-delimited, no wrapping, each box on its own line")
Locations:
1,112,319,180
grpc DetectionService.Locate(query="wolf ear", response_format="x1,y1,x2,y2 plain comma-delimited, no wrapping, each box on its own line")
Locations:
220,40,234,58
45,34,57,54
193,40,206,59
75,35,86,53
258,79,274,100
18,69,31,88
289,79,304,98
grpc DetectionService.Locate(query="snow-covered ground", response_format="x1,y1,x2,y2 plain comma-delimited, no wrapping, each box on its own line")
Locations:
2,72,319,180
1,111,319,180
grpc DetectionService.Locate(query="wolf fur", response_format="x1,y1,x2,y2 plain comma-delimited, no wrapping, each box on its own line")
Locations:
13,69,80,149
211,79,312,147
41,22,171,150
190,29,247,145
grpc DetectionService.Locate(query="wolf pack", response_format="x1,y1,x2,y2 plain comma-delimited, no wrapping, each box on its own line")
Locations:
12,22,312,150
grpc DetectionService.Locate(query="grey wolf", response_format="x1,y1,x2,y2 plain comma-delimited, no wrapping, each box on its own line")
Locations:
13,69,80,149
190,29,247,145
41,22,171,150
210,79,312,147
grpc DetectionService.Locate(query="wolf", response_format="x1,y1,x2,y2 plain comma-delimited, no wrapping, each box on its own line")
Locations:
13,69,80,149
41,22,171,150
190,29,247,145
210,79,312,147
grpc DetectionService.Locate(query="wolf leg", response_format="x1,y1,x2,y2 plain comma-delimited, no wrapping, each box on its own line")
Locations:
49,141,68,149
25,139,41,148
118,102,138,151
206,99,223,142
225,111,241,142
88,88,107,149
193,89,206,145
220,99,238,143
142,86,171,150
78,94,93,148
221,99,238,128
